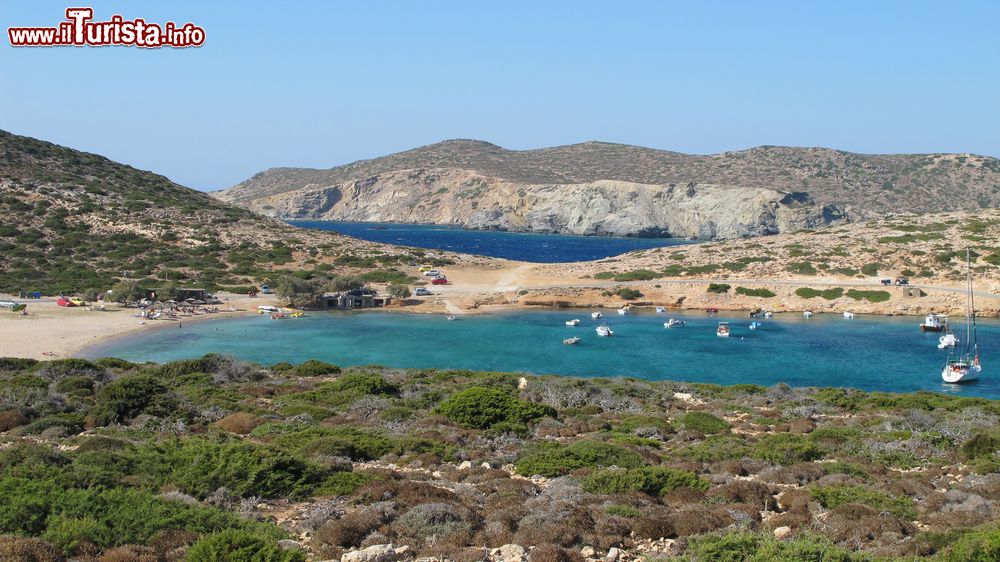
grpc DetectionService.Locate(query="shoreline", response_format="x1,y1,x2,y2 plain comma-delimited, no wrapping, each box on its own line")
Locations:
3,269,999,362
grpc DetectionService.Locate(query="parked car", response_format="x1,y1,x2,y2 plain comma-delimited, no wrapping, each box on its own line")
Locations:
880,279,892,285
418,265,433,272
895,277,909,286
57,297,75,307
0,298,18,310
431,277,449,285
69,297,89,306
414,287,431,296
423,269,441,277
261,284,272,294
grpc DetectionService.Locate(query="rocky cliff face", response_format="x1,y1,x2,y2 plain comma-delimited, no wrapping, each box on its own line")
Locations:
237,168,845,239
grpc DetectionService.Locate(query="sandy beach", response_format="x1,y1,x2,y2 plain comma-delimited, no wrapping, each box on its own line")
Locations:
2,259,999,362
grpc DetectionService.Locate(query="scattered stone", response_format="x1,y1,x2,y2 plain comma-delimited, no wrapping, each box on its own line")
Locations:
431,470,443,479
580,546,595,558
491,543,526,562
458,460,473,470
773,526,793,540
481,462,492,469
277,539,304,551
605,547,621,562
518,377,528,389
341,543,399,562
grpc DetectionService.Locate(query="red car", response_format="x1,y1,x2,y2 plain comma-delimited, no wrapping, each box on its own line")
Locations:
56,297,75,307
431,276,448,285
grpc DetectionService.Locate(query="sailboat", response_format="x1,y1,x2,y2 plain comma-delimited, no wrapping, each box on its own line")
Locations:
942,249,983,384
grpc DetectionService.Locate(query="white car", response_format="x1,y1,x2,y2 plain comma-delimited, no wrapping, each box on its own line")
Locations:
423,269,441,277
0,299,18,309
414,287,431,296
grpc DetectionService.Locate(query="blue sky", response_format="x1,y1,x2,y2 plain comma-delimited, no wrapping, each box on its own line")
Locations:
2,1,998,190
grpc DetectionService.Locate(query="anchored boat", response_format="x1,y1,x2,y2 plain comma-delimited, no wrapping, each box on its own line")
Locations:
596,325,614,337
716,322,731,338
563,336,581,345
664,318,685,328
565,319,581,326
920,313,948,332
942,250,983,384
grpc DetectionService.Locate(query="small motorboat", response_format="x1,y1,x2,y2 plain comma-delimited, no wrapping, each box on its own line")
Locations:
843,311,855,319
617,307,629,316
803,311,813,318
291,311,307,318
591,311,603,319
258,305,280,313
446,315,457,321
655,307,666,313
716,322,731,337
706,307,719,314
563,336,581,345
596,325,614,337
270,313,286,320
749,321,762,330
565,319,581,326
921,313,948,332
763,311,773,319
664,318,685,328
938,332,958,349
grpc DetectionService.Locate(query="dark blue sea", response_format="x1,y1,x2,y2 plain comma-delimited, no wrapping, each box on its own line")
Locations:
289,221,692,262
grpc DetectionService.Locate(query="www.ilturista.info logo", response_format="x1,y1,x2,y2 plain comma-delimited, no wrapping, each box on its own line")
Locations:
8,7,205,48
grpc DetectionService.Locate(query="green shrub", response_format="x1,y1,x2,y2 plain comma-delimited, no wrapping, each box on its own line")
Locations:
515,440,645,477
795,287,844,300
707,283,731,294
608,269,659,282
845,289,891,303
677,411,729,434
187,529,305,562
299,428,392,461
735,287,776,298
614,288,644,300
686,531,870,562
327,371,398,397
810,484,916,520
962,432,1000,460
437,387,552,429
292,360,341,377
938,526,1000,562
860,263,881,276
786,262,817,275
93,374,179,424
604,504,644,518
752,433,824,464
316,471,379,497
582,466,708,496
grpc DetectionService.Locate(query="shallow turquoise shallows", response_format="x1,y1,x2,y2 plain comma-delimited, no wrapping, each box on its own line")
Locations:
83,310,1000,399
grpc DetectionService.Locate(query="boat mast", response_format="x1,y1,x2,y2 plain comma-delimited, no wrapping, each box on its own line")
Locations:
965,248,974,358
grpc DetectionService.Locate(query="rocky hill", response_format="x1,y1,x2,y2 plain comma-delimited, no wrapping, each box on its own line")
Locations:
0,131,475,295
215,140,1000,237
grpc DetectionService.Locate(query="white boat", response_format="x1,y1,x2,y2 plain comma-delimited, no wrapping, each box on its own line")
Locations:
716,322,731,337
446,315,457,321
938,332,958,349
591,311,603,319
596,325,614,337
655,307,666,313
803,311,813,318
763,311,773,319
565,319,581,326
921,313,948,332
617,307,629,316
749,321,762,330
664,318,685,328
843,311,855,319
258,305,280,313
942,249,983,384
563,336,581,345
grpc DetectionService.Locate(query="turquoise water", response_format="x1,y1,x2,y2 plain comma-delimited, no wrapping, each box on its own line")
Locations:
289,221,693,262
84,310,1000,399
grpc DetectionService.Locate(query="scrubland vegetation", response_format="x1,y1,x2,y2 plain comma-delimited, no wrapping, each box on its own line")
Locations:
3,356,1000,560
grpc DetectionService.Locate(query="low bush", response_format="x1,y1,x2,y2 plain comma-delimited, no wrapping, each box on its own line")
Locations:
810,484,916,520
582,466,708,496
93,374,180,424
707,283,731,294
735,287,776,298
752,434,824,465
187,529,305,562
292,360,341,377
786,262,817,275
437,387,552,430
677,411,729,434
686,531,870,562
516,440,645,477
846,289,891,303
795,287,844,300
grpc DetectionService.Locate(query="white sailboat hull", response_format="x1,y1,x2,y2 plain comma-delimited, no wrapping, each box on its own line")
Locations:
942,364,981,384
